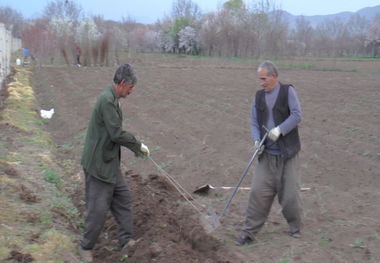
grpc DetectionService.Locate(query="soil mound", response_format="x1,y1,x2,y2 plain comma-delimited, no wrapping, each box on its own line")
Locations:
83,171,234,263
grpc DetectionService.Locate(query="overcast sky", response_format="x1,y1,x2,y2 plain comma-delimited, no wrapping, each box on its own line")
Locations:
0,0,379,24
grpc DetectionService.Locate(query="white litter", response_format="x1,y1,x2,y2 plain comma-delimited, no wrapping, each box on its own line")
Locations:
40,108,55,119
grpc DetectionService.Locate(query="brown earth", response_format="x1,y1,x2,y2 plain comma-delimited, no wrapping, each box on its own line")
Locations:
17,54,380,262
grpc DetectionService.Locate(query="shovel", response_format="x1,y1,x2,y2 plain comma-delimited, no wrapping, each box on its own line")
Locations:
218,131,268,219
199,130,269,234
193,184,250,195
148,156,222,233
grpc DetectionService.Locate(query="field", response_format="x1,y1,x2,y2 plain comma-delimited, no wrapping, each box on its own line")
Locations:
2,54,380,262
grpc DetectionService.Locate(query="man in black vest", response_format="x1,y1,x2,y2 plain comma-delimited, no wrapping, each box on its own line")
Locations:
235,60,303,246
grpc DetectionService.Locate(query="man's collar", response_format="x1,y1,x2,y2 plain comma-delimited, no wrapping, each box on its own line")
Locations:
265,82,280,93
110,85,118,99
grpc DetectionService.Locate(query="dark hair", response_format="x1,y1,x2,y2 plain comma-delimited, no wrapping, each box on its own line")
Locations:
113,64,137,85
257,60,279,77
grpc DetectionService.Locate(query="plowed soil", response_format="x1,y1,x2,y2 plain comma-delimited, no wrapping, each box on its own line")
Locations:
29,54,380,262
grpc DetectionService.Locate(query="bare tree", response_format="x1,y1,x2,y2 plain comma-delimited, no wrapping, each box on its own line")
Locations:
172,0,201,21
346,15,369,55
120,16,140,52
22,19,57,63
0,7,23,38
199,13,219,56
265,10,289,57
290,16,313,56
76,18,101,65
43,0,82,22
129,25,158,52
221,0,248,57
366,19,380,57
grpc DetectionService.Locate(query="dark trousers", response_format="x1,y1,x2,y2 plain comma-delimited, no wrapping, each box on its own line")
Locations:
81,169,133,250
243,152,302,238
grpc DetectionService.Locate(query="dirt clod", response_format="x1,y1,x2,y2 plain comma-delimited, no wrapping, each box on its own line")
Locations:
19,184,40,203
7,250,34,262
149,242,162,257
4,166,19,177
86,173,233,263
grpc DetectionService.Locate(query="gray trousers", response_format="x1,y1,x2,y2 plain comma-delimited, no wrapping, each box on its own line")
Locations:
81,169,133,250
242,152,302,239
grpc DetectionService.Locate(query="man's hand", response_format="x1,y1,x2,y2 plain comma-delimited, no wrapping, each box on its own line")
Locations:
254,140,265,155
136,143,150,158
268,126,281,142
140,143,150,157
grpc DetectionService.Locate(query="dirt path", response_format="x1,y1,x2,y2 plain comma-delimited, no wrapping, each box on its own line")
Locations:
30,54,380,262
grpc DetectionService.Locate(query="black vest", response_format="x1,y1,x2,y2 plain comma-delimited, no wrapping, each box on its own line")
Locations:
255,83,301,159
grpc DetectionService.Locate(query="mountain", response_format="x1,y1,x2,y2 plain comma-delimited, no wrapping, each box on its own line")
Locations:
279,5,380,28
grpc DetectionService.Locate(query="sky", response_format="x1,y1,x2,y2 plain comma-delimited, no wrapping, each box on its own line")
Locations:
0,0,379,24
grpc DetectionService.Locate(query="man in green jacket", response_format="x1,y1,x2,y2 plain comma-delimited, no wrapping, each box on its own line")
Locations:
79,64,149,262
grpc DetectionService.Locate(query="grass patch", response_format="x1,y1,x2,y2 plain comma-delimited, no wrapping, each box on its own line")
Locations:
0,66,81,262
43,168,61,187
158,161,172,170
349,239,366,249
74,129,87,140
25,229,76,262
277,62,380,74
319,236,332,247
57,143,74,154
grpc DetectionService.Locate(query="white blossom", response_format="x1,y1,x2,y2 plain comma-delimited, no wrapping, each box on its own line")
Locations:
178,26,199,54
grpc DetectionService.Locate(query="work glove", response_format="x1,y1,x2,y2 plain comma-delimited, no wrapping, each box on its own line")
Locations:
254,140,265,155
140,143,150,157
136,142,150,159
268,126,281,142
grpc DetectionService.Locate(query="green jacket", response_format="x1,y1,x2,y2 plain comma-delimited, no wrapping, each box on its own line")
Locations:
81,85,141,183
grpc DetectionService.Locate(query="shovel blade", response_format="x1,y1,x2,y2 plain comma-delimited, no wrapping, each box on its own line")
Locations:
200,208,221,233
193,184,212,195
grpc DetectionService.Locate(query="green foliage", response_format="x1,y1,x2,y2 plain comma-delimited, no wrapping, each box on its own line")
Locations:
221,102,232,112
252,12,270,26
74,130,87,140
58,143,74,154
77,219,85,232
120,253,129,261
373,232,380,240
151,146,161,152
158,161,172,170
40,213,53,227
277,62,380,74
172,17,190,47
362,151,370,156
223,0,244,10
43,168,62,188
319,236,332,247
350,239,366,249
51,193,78,217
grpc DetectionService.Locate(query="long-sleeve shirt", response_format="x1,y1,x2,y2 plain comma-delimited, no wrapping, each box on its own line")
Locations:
81,85,141,183
250,83,302,155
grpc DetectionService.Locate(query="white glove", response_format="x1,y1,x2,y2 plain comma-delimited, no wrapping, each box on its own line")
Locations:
268,126,281,142
140,143,150,157
254,140,265,155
